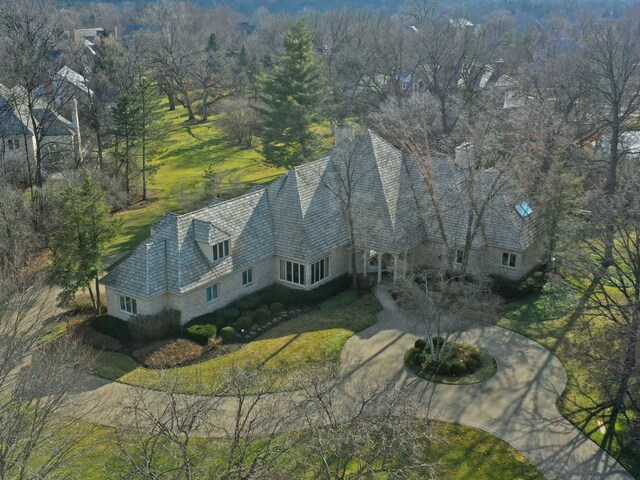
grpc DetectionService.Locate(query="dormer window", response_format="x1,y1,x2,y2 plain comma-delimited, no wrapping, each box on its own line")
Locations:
213,240,229,261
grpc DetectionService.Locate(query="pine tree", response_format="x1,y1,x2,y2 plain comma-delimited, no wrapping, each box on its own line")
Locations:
256,18,322,167
50,174,120,313
206,33,219,53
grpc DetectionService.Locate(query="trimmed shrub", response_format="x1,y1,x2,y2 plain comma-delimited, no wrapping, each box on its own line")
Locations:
464,356,481,373
433,361,450,376
490,265,548,300
470,351,482,363
414,339,427,351
235,294,262,311
185,323,217,346
270,302,284,315
217,308,241,325
235,316,253,330
260,275,351,308
133,339,203,368
128,309,181,343
407,348,425,366
253,308,270,324
220,326,238,343
90,315,132,343
449,360,467,377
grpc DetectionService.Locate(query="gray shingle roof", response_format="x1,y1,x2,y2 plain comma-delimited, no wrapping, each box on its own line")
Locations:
102,130,541,298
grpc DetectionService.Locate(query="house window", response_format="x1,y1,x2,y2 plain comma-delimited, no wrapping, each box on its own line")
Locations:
205,284,218,303
279,259,305,286
311,257,329,285
118,294,138,314
7,138,19,150
455,250,464,265
502,252,517,268
212,240,229,261
242,268,253,286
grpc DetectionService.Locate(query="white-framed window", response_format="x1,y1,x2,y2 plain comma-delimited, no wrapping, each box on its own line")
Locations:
7,138,19,150
242,268,253,286
205,284,218,303
502,252,517,268
279,259,305,286
212,240,230,261
118,294,137,314
454,250,464,265
311,257,329,285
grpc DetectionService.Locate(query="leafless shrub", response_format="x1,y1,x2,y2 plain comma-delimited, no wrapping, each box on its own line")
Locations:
133,339,204,369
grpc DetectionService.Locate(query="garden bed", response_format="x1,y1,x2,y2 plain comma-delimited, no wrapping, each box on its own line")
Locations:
89,293,380,395
405,341,497,385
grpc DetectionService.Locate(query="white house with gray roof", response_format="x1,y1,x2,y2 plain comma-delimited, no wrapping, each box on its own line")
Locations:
0,83,80,180
102,131,544,323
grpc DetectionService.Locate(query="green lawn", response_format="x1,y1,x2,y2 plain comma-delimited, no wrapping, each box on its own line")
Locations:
109,108,285,254
45,420,543,480
429,422,544,480
497,285,639,478
91,294,381,395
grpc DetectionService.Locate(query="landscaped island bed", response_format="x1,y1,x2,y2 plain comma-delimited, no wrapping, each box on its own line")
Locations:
405,341,497,385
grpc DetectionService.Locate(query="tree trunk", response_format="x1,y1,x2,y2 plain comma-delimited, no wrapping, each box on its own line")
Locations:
181,87,195,121
141,93,148,202
201,91,209,121
87,285,97,312
603,309,640,448
95,276,101,314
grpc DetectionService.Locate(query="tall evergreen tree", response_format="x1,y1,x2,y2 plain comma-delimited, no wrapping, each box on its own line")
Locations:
50,174,120,313
257,19,322,167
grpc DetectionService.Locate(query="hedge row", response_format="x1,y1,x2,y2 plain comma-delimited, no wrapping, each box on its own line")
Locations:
184,274,351,331
490,264,548,300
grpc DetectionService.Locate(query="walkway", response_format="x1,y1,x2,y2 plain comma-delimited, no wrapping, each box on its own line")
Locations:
63,286,633,480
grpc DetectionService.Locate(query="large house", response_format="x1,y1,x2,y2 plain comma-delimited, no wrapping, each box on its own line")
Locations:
102,131,544,323
0,83,80,180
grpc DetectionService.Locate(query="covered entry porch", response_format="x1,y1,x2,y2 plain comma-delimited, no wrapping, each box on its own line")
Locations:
355,247,418,284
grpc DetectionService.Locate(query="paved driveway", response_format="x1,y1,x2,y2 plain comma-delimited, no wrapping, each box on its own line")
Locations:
64,286,634,480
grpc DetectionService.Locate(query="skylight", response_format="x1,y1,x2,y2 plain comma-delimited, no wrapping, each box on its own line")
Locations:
515,202,533,218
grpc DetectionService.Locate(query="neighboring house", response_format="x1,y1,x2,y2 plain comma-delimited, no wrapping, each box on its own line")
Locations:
0,84,80,180
102,131,544,323
48,66,94,108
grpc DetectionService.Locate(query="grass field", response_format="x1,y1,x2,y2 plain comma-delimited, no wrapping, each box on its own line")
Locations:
91,294,381,395
47,420,543,480
108,108,286,254
497,284,639,478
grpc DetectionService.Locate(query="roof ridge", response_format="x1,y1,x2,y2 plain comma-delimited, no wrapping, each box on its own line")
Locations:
175,187,266,220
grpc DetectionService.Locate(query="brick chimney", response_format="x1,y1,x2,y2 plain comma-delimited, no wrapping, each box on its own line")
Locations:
334,123,354,147
72,98,83,164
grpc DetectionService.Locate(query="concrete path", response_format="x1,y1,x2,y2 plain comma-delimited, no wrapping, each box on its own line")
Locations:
61,285,633,480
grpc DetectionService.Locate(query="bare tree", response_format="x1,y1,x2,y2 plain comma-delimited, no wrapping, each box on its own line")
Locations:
145,1,200,122
294,363,436,479
0,272,95,480
401,272,495,364
218,99,260,147
0,0,75,209
115,375,213,480
212,367,298,480
564,162,640,451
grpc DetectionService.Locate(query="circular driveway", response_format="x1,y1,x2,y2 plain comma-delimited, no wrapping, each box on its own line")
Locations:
65,286,634,480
